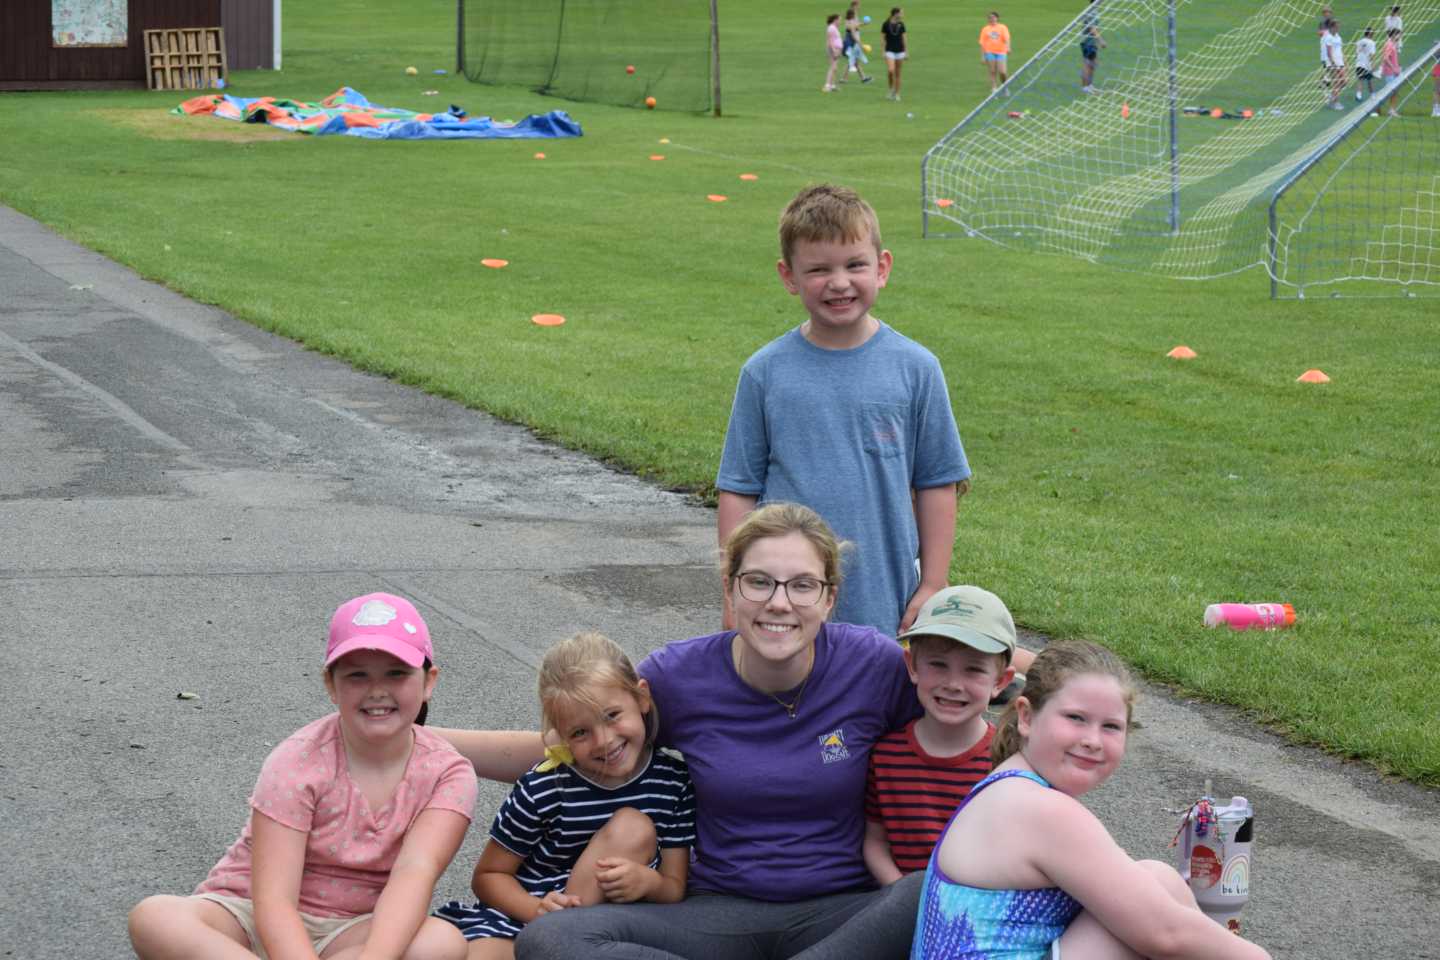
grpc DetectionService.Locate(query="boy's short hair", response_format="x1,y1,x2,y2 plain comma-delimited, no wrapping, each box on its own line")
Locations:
778,184,883,265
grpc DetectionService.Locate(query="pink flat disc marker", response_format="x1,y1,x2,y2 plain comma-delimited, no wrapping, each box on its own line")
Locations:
532,313,566,327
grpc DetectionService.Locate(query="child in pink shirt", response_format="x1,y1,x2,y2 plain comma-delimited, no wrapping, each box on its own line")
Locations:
824,14,845,92
129,592,477,960
1381,29,1402,116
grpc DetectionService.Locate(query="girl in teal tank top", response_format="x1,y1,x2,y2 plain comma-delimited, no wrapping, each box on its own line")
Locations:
911,769,1080,959
910,641,1272,960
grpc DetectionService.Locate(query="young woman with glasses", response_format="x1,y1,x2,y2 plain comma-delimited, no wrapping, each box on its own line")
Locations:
500,501,926,959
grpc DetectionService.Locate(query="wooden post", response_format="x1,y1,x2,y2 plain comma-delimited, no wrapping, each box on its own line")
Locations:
710,0,721,116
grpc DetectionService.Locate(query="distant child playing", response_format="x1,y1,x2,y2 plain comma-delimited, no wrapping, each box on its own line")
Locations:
911,640,1273,960
716,183,971,642
825,14,846,92
129,592,477,960
979,12,1011,94
1382,28,1402,115
1322,19,1347,109
435,632,694,959
864,586,1017,883
882,7,908,100
1355,26,1377,101
842,2,874,85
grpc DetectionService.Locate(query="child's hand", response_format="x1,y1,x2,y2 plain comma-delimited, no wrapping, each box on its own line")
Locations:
536,890,582,915
594,857,656,903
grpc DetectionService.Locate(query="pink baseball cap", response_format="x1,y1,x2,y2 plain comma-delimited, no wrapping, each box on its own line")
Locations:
326,592,432,668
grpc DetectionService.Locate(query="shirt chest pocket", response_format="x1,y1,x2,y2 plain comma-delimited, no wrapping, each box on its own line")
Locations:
861,402,908,459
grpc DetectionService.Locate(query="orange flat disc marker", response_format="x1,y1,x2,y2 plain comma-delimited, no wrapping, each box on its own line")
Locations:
481,258,509,269
739,173,759,181
707,194,728,202
532,314,566,327
650,154,665,160
936,198,954,208
1296,368,1330,383
1167,345,1197,359
533,152,546,159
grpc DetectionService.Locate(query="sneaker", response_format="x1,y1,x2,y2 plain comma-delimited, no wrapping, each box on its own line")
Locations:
1389,108,1400,116
862,75,873,84
1331,101,1344,110
1370,111,1380,117
893,94,901,102
1356,90,1364,101
822,84,835,92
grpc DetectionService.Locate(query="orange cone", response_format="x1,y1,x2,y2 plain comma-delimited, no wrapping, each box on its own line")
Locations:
1296,369,1330,383
1166,345,1197,359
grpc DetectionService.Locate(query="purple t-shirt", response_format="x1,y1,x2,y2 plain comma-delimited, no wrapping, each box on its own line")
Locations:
639,622,922,901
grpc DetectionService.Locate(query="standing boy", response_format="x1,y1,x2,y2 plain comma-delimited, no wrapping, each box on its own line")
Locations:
716,184,970,639
863,585,1016,882
979,12,1011,94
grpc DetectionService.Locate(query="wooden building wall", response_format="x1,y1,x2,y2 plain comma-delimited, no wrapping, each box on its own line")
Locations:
0,0,222,89
223,0,274,71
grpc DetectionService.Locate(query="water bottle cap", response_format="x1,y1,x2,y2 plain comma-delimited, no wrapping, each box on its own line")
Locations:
1279,603,1295,625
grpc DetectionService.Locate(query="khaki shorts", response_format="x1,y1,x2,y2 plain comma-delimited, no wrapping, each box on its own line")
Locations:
194,894,371,959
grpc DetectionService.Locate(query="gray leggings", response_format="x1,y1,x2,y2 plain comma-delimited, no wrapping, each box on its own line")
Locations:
515,870,923,960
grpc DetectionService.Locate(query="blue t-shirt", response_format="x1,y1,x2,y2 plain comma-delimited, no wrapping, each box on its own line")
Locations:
639,622,923,901
716,323,970,638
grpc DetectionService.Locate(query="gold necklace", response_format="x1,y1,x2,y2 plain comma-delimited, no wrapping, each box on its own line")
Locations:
736,642,815,719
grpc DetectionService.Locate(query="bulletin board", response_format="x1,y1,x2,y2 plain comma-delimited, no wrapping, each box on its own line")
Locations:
52,0,127,47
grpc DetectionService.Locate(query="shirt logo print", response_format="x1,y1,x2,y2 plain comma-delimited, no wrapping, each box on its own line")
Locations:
819,728,851,764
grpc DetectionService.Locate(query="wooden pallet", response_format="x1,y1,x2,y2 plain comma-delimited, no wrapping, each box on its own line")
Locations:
144,27,227,91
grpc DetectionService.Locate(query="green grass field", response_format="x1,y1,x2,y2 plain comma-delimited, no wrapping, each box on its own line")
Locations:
1,0,1436,785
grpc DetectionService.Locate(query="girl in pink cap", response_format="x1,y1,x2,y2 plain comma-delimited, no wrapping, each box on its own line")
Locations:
129,592,478,960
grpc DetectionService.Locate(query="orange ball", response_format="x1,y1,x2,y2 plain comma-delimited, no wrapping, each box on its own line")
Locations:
626,64,636,74
645,96,657,109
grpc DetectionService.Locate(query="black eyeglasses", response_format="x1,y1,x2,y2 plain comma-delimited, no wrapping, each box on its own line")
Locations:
735,572,832,607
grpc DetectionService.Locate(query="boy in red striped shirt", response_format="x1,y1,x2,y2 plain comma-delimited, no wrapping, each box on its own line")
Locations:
862,585,1018,881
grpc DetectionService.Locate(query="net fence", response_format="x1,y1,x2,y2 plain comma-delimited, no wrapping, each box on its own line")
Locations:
458,0,713,112
922,1,1440,296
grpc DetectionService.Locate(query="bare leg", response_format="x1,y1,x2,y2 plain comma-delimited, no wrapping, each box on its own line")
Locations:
1055,860,1197,960
893,60,904,99
324,915,469,960
129,895,256,960
465,939,517,960
824,53,840,90
565,807,658,906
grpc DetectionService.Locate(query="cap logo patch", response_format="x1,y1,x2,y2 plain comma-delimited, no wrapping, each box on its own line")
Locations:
403,622,418,634
352,599,398,627
931,596,981,618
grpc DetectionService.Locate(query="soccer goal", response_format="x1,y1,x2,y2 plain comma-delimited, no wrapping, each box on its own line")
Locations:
922,1,1440,299
455,0,719,114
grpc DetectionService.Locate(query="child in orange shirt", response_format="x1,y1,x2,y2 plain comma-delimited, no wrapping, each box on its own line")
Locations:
979,12,1011,94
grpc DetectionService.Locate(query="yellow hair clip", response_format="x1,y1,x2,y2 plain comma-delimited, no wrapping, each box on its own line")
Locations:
536,742,574,772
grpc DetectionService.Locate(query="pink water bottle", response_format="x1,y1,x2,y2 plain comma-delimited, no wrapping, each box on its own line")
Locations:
1203,603,1295,630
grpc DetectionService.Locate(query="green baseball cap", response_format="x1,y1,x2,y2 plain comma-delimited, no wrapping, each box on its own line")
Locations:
896,585,1016,657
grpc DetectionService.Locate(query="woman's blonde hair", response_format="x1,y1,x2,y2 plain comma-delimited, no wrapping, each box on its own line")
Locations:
538,631,656,742
721,502,848,590
991,639,1137,766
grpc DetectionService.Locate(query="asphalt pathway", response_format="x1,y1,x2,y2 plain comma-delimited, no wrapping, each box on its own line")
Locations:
0,205,1434,959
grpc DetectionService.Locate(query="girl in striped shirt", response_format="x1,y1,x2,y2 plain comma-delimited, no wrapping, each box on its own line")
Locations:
436,632,694,959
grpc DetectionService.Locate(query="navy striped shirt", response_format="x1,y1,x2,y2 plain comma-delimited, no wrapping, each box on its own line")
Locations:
492,748,695,895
